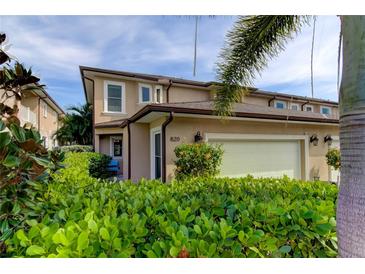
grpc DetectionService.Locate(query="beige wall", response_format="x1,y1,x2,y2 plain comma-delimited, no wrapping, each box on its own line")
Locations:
93,76,168,124
164,117,339,182
129,123,150,181
0,90,60,149
168,86,211,103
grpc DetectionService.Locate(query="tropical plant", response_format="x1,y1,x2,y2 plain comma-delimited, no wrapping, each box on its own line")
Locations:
174,143,223,180
215,15,364,257
326,148,341,171
0,33,65,247
4,152,338,258
54,103,92,146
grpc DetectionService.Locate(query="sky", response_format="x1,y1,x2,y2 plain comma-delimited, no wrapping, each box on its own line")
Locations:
0,16,341,111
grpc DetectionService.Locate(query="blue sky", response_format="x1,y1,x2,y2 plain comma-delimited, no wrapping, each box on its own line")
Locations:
0,16,340,111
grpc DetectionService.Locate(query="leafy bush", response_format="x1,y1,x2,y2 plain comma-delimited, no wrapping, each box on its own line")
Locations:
53,145,93,153
4,153,338,258
326,148,340,170
88,153,112,179
0,44,65,248
174,143,223,180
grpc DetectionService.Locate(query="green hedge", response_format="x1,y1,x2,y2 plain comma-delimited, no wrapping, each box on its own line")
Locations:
53,145,93,153
174,143,223,180
4,153,338,258
88,153,112,179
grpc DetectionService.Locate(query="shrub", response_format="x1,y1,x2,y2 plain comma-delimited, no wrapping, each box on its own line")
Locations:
174,143,223,180
4,153,338,258
53,145,93,153
88,153,112,179
326,148,340,170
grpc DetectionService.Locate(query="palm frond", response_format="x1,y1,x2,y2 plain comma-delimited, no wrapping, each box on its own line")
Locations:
215,15,310,116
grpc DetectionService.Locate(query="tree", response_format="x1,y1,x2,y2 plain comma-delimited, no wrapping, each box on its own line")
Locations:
215,15,365,257
54,103,92,146
0,33,64,245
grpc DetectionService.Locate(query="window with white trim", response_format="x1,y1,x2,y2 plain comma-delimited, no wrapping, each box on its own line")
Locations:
43,102,47,118
320,106,331,115
305,105,314,112
104,81,125,113
139,83,152,103
274,100,287,109
43,136,48,148
290,103,300,111
154,85,163,103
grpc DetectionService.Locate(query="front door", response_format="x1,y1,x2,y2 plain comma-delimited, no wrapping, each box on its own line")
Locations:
151,128,162,179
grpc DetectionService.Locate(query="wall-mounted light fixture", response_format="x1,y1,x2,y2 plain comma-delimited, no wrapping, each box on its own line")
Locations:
324,134,333,146
310,134,319,146
194,131,203,143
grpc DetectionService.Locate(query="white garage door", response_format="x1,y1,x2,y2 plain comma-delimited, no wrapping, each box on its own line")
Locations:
209,139,302,179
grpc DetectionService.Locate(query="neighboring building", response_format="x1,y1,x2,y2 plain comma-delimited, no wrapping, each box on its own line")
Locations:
80,66,339,183
1,88,65,149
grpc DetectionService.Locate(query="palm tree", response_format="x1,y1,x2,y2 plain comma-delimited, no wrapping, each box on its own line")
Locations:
215,15,365,257
54,103,92,146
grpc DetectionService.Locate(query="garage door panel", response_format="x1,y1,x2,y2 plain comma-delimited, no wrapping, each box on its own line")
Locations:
210,139,301,179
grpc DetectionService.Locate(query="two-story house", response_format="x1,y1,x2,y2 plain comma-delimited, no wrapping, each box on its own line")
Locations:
2,88,65,149
80,66,339,183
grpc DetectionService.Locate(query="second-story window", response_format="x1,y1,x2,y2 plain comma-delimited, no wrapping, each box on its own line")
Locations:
320,106,331,115
154,85,163,103
305,105,314,112
274,100,287,109
43,102,48,118
139,84,152,103
290,103,299,111
104,81,125,113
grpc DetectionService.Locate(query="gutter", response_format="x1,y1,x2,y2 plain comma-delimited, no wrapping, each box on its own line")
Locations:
161,112,174,182
166,80,173,103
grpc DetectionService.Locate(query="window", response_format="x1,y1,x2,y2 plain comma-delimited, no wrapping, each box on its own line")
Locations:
111,137,122,158
139,84,152,103
104,81,125,113
274,100,287,109
43,102,47,118
320,106,331,115
290,103,300,111
154,85,163,103
305,105,314,112
43,136,48,148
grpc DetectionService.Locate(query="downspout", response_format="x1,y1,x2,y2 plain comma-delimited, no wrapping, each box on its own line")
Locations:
268,96,276,107
127,120,131,180
161,112,174,182
37,97,41,131
166,80,173,103
301,100,310,111
84,76,96,151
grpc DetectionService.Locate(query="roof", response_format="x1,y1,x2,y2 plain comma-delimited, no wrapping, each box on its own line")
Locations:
95,118,127,128
119,101,339,128
31,88,65,115
80,66,339,106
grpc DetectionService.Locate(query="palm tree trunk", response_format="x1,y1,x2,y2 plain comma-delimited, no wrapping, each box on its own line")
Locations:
337,16,365,257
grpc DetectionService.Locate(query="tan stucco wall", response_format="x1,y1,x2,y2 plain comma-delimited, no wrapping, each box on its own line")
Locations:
38,99,59,148
168,86,211,103
129,123,150,181
164,117,339,182
93,76,168,124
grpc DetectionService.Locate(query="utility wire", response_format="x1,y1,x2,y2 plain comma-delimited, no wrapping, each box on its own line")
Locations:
193,16,198,77
310,16,317,98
